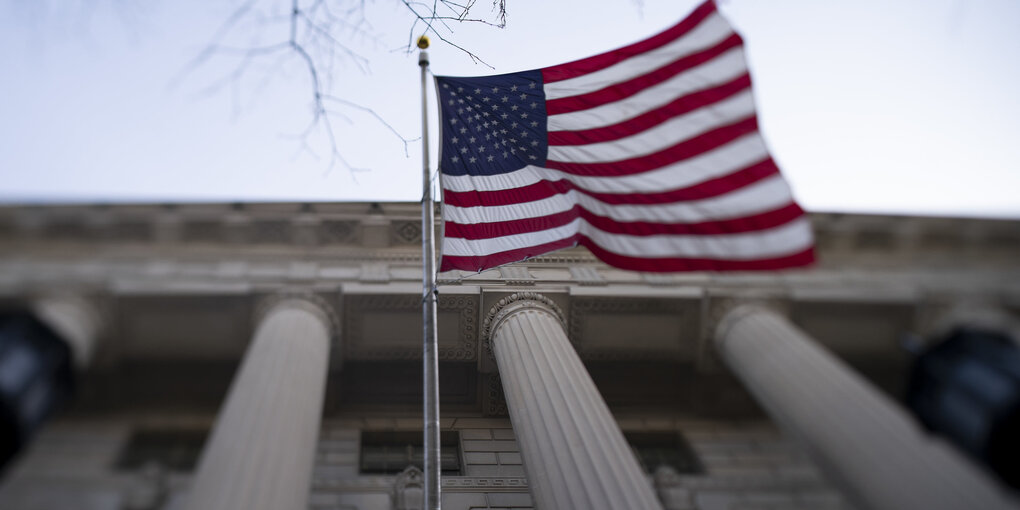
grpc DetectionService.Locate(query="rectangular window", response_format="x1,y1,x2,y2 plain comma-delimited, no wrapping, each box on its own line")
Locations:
114,429,208,472
624,431,703,475
359,431,461,475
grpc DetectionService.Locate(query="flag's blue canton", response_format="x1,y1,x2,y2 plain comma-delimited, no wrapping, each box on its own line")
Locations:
437,70,547,177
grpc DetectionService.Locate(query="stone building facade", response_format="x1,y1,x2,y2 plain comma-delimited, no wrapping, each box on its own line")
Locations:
0,202,1017,510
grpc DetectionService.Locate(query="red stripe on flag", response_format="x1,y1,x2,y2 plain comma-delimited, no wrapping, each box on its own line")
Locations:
440,236,815,273
443,202,804,241
541,0,719,84
579,240,816,272
581,203,805,236
546,116,759,176
548,73,751,146
545,33,743,116
440,236,580,273
443,158,779,208
445,209,578,239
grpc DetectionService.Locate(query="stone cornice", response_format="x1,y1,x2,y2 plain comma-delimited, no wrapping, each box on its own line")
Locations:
2,202,1020,272
482,292,567,342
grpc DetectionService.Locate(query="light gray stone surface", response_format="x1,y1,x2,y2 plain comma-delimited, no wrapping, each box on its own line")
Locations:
715,305,1019,510
184,299,332,510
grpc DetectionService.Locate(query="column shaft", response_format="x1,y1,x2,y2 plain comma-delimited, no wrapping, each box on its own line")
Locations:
185,300,331,510
715,305,1016,510
491,304,662,510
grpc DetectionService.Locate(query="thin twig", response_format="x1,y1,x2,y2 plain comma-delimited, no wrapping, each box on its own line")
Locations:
178,0,508,175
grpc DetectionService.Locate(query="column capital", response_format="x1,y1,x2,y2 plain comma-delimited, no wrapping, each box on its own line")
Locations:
713,303,787,351
30,293,106,369
915,293,1020,343
700,293,788,371
482,292,568,369
254,291,340,342
482,291,567,340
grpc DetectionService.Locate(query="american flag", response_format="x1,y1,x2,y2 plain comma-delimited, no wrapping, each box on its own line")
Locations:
435,0,814,273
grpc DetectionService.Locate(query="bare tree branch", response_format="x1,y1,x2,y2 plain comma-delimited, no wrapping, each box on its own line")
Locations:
181,0,508,175
322,94,420,158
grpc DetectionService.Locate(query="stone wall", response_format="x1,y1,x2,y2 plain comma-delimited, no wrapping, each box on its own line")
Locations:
0,417,199,510
651,420,854,510
0,415,854,510
311,417,533,510
301,415,854,510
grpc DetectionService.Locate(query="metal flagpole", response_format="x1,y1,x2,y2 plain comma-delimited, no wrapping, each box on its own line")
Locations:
417,36,442,510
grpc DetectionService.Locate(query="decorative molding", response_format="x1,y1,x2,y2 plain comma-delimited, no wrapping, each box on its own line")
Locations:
359,262,391,283
250,219,291,244
441,477,528,490
110,220,152,242
319,219,358,244
642,273,679,286
913,294,958,339
311,476,529,493
705,294,789,341
701,293,789,372
525,251,600,265
390,220,422,245
436,273,464,285
29,292,108,331
181,220,222,243
914,294,1020,342
481,292,567,362
569,266,606,286
312,477,395,491
568,297,688,360
222,217,251,244
651,471,826,490
291,216,319,246
41,219,92,241
288,262,318,281
482,292,566,340
345,294,478,361
483,374,508,417
392,466,424,510
5,207,1020,269
29,292,109,368
499,266,534,286
713,300,790,355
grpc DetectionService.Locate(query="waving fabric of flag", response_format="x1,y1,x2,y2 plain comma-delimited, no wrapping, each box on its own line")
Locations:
435,0,814,273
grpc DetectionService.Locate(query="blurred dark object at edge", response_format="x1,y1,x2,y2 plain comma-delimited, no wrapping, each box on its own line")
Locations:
906,326,1020,490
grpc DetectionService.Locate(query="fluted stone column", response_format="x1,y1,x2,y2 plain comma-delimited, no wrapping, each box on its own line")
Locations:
715,304,1017,510
184,296,336,510
485,293,663,510
32,295,102,368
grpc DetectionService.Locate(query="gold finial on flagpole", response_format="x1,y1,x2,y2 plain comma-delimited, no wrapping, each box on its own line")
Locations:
416,35,430,49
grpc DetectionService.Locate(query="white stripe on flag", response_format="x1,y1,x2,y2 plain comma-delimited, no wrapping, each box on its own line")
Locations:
547,90,756,163
546,47,747,132
442,134,769,195
442,175,793,226
442,216,814,260
543,12,734,100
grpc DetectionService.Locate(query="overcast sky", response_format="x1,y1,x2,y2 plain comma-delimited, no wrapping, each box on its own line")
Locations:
1,0,1018,218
